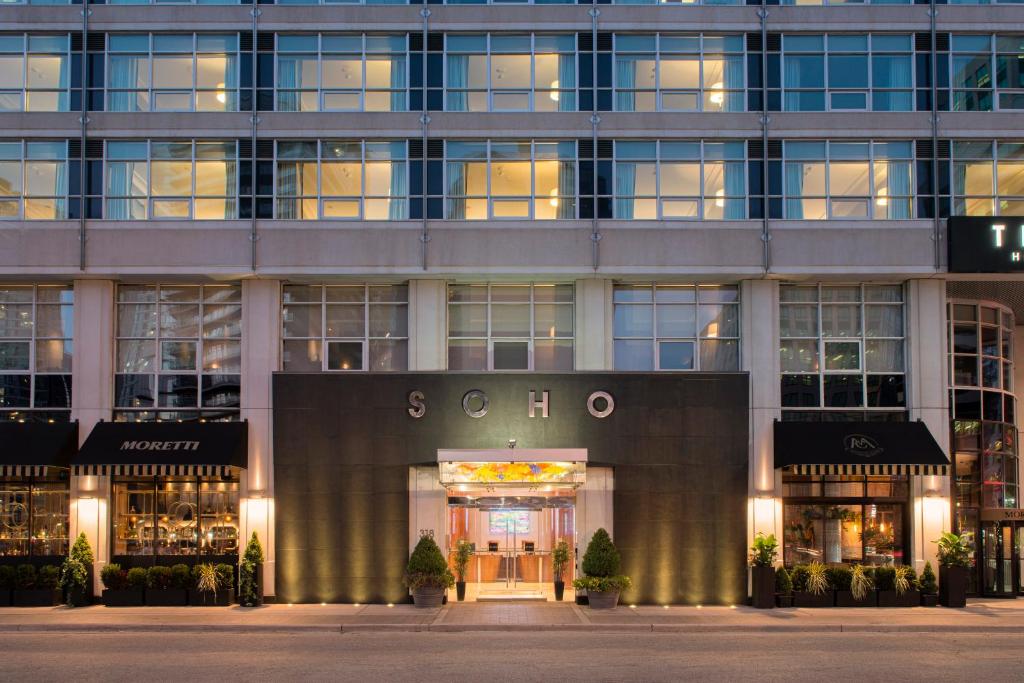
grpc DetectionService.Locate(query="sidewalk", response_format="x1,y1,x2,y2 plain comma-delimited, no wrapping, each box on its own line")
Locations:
2,599,1024,634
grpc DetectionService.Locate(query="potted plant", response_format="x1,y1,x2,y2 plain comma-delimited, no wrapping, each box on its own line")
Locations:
791,562,832,608
403,534,454,608
892,565,920,608
453,539,473,602
935,532,970,608
552,539,571,602
62,533,95,607
775,566,793,608
919,561,939,607
190,563,235,606
572,528,632,609
101,563,144,606
14,564,63,606
145,565,188,606
749,533,778,609
0,566,14,607
238,532,265,607
834,565,876,607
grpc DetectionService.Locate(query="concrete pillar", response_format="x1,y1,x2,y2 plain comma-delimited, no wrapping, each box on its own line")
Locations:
741,279,783,553
1014,324,1023,513
408,279,447,371
574,466,614,596
574,279,613,371
69,279,115,593
906,279,952,574
240,279,281,597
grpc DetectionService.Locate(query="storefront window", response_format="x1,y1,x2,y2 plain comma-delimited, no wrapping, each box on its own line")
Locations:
0,478,68,557
112,477,239,557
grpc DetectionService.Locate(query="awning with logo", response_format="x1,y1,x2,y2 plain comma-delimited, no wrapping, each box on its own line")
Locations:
774,421,950,476
73,421,247,476
0,421,78,477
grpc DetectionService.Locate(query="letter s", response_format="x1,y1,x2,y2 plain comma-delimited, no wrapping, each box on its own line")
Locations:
408,390,426,419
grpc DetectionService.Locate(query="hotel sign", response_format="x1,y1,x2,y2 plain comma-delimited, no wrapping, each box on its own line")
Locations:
981,508,1024,522
948,217,1024,273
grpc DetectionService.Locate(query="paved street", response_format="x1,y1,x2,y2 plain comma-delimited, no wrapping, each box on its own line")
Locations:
2,630,1019,682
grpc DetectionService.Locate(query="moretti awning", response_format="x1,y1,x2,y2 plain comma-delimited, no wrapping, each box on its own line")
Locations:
73,421,247,476
774,421,950,476
0,421,78,476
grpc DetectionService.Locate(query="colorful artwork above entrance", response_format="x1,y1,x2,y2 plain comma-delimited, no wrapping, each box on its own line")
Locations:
439,461,585,486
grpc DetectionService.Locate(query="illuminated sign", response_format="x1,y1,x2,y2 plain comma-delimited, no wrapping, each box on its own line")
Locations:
948,216,1024,272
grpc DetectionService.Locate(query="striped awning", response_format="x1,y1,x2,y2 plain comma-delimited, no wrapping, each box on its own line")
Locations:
784,463,949,477
0,464,57,478
72,464,236,477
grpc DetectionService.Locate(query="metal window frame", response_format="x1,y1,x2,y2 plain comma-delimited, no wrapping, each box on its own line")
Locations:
0,283,73,414
0,33,73,113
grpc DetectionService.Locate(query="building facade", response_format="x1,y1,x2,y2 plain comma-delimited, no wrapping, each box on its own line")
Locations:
1,0,1023,604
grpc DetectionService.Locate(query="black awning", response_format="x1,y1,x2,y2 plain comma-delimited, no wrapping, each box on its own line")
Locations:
0,421,78,476
774,421,950,476
73,421,247,476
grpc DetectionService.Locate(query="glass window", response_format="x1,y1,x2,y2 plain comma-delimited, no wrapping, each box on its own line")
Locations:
0,285,72,422
613,284,739,371
447,284,573,371
0,478,69,557
0,34,71,113
609,140,746,220
949,35,1024,112
0,141,70,220
952,141,1024,216
780,284,906,411
114,284,240,421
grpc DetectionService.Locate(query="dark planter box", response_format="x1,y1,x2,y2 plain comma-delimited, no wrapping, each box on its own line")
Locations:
67,587,91,608
793,591,833,608
750,565,776,609
13,588,62,607
455,582,466,601
835,590,878,607
0,589,12,607
145,589,189,606
775,594,794,608
554,581,565,601
103,588,145,607
921,593,939,607
939,566,968,608
189,588,235,606
877,590,920,608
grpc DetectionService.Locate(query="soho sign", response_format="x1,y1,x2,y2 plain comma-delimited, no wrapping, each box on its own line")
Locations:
406,389,615,420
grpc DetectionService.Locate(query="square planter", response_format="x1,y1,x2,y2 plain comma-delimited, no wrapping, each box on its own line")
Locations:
750,565,776,609
775,594,795,608
939,566,968,608
877,590,920,608
835,590,878,607
0,589,12,607
67,587,92,608
189,588,235,606
103,588,145,607
13,588,62,607
921,594,939,607
793,591,833,608
145,589,189,606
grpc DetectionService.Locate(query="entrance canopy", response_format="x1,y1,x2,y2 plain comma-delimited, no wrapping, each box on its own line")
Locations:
437,449,587,487
0,421,77,476
73,421,247,476
774,421,949,476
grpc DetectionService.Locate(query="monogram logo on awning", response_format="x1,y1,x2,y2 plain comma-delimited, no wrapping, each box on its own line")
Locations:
843,434,884,459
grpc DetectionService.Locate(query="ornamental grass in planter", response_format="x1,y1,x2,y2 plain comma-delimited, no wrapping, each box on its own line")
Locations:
404,534,454,608
190,563,235,606
572,528,632,609
833,565,877,607
749,533,779,609
145,565,190,606
876,565,921,608
791,562,833,608
13,564,63,607
101,564,144,607
919,561,939,607
774,567,794,608
0,566,14,607
935,532,970,608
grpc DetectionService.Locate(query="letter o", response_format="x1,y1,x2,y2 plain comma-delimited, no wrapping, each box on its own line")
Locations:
587,391,615,419
462,390,489,419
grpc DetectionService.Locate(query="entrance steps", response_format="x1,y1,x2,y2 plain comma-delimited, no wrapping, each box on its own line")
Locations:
475,590,548,602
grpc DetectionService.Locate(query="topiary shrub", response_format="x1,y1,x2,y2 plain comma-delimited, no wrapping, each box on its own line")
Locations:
827,565,852,591
238,532,265,607
37,565,60,589
789,565,810,592
573,528,632,593
874,565,896,592
101,563,127,590
61,559,88,603
126,567,147,589
403,534,455,590
919,561,938,594
70,533,94,565
775,566,792,594
170,564,191,590
15,564,36,590
147,566,173,590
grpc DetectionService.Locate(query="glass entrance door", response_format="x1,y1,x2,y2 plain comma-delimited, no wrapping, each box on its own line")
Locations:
981,521,1021,597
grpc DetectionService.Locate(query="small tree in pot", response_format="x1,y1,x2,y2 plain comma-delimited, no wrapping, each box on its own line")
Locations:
935,532,971,608
749,533,778,609
404,534,454,608
239,532,266,607
572,528,632,609
551,540,571,601
774,567,793,608
62,533,94,607
453,540,473,601
919,561,938,606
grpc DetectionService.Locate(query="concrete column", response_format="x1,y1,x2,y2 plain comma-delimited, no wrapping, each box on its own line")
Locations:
240,279,281,597
574,466,614,596
574,279,613,371
1014,324,1023,513
906,279,952,574
69,279,114,593
741,279,783,551
408,279,447,371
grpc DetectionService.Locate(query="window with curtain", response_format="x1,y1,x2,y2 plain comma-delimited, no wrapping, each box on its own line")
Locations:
443,140,576,220
609,140,746,220
274,140,409,220
0,141,69,221
951,140,1024,216
780,140,913,220
0,34,70,112
613,34,744,112
612,284,740,371
281,284,408,371
447,284,574,371
781,34,913,112
444,34,576,112
276,34,407,112
104,140,238,220
780,284,906,413
0,285,72,422
114,284,241,422
951,34,1024,112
